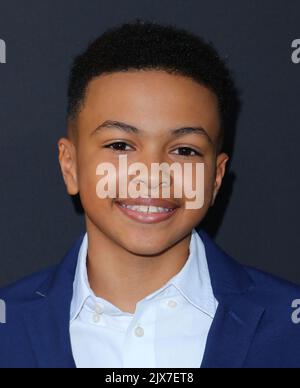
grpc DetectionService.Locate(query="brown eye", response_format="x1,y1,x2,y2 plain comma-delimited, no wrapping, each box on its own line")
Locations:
172,147,202,157
105,142,133,152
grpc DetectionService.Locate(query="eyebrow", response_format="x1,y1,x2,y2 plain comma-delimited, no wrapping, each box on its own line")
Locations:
91,120,213,144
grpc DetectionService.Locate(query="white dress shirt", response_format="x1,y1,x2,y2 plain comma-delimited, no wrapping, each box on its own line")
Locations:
70,229,218,368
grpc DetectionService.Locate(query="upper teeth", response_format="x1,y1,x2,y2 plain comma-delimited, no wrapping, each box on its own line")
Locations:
120,204,173,213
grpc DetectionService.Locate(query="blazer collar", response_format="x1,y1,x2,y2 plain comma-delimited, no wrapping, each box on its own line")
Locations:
24,230,265,368
23,235,84,368
197,229,265,368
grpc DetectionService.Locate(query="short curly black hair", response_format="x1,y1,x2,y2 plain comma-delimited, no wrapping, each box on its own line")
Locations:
68,19,236,151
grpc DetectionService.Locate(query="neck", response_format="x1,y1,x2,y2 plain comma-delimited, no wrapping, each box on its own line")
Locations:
85,219,192,314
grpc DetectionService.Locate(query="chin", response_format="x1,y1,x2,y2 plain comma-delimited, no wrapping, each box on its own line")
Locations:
122,239,170,257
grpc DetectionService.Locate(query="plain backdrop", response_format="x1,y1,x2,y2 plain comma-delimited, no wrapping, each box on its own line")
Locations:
0,0,299,286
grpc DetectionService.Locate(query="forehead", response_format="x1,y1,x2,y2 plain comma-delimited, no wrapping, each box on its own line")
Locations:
77,70,220,138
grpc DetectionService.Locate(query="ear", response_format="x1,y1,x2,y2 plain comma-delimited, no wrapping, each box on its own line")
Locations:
58,138,79,195
211,152,229,206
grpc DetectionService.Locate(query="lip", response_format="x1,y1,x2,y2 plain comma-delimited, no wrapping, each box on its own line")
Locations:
114,198,179,224
115,197,179,209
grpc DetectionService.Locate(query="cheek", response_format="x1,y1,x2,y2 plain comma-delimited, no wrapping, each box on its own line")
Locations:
79,169,113,224
204,157,217,191
78,161,98,192
76,152,105,206
180,161,215,206
77,145,112,190
204,172,215,203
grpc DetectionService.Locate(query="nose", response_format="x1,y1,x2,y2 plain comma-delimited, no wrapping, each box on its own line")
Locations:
130,153,173,196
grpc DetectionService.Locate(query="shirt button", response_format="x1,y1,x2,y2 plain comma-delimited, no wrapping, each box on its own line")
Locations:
92,314,101,323
167,300,178,309
134,326,144,337
94,304,104,314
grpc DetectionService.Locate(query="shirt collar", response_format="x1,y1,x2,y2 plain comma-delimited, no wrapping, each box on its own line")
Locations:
70,233,90,322
70,229,217,322
170,229,217,317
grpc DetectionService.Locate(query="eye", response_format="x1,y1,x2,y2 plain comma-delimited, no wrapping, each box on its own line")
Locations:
104,142,134,152
171,147,202,157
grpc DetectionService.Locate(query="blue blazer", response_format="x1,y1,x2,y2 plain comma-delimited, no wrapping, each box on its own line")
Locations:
1,229,300,368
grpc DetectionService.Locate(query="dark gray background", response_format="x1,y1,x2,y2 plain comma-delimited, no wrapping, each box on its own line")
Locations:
0,0,299,287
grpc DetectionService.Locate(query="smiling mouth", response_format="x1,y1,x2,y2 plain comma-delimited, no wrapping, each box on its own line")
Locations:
118,203,175,213
114,198,180,223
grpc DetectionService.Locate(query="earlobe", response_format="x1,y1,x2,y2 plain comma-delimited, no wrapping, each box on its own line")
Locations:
58,138,79,195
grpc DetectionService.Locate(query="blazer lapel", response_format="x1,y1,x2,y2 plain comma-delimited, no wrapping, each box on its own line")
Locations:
23,296,76,368
22,229,265,368
201,295,265,368
197,229,266,368
23,235,85,368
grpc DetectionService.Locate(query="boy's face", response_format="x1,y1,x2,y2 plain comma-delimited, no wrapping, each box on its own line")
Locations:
59,70,228,255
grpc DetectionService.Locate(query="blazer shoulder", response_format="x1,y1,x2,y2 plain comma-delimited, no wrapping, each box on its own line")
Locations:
244,265,300,304
0,265,57,305
0,234,84,308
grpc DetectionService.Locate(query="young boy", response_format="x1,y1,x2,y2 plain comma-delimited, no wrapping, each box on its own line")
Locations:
0,20,300,368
